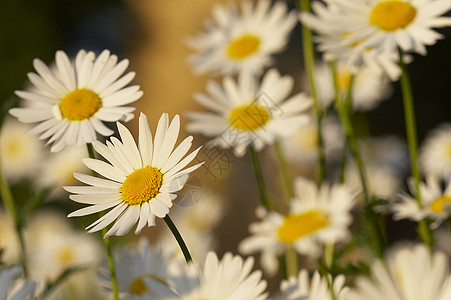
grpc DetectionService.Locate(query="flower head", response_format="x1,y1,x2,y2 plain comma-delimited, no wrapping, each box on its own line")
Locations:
186,68,312,156
186,0,297,75
420,124,451,180
10,49,143,152
65,113,203,238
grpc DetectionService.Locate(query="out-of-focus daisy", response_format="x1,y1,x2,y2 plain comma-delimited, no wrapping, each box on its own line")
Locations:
348,243,451,300
0,210,20,264
0,117,44,182
153,251,267,300
36,145,89,197
281,269,348,300
0,266,36,300
239,177,355,275
9,49,143,152
186,68,312,156
420,124,451,180
186,0,297,75
65,113,203,238
314,61,392,111
393,176,451,228
24,210,102,299
98,238,173,299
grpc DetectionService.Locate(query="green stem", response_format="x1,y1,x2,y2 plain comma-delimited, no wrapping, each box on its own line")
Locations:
397,47,434,250
0,162,28,277
285,247,298,278
274,140,293,206
299,0,326,185
164,215,192,264
249,146,272,211
87,144,119,300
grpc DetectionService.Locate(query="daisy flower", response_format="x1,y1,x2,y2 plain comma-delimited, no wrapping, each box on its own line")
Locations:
65,112,203,238
393,176,451,228
9,49,143,152
281,269,348,300
152,251,267,300
186,68,312,156
239,177,355,275
186,0,297,75
0,266,36,300
98,238,173,299
420,124,451,180
348,244,451,300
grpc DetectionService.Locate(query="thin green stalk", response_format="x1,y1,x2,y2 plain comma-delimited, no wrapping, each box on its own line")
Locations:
285,247,298,278
87,144,119,300
397,48,434,250
299,0,326,184
324,243,334,270
249,146,273,211
0,162,28,277
274,140,293,205
163,215,192,264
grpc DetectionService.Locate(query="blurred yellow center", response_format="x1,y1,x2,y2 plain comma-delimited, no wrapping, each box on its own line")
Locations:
5,139,24,158
121,166,163,206
227,35,261,59
59,88,102,121
278,211,329,244
336,69,352,93
57,248,74,264
370,1,416,31
129,278,148,295
430,195,451,213
229,104,270,131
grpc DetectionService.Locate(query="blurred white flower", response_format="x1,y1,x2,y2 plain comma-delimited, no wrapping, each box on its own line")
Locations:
420,124,451,180
0,210,20,264
0,266,36,300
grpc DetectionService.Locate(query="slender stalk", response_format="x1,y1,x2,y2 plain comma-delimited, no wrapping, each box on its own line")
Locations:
0,162,28,277
397,47,434,250
274,140,293,205
299,0,326,184
164,215,192,264
285,247,298,278
324,243,334,270
249,146,273,211
86,144,119,300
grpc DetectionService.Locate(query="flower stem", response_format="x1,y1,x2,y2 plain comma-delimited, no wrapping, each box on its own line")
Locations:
299,0,326,185
164,215,193,264
285,247,298,278
0,161,28,277
274,140,293,205
87,143,119,300
397,48,434,250
249,146,273,211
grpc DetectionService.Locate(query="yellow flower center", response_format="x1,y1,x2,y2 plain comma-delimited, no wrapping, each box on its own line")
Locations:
370,1,416,31
57,248,74,264
59,88,102,121
335,69,352,94
129,278,148,295
278,211,329,244
227,34,261,60
430,195,451,213
229,103,270,131
121,166,163,206
5,139,24,158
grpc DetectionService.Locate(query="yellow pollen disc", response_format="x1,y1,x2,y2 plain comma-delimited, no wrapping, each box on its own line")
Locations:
57,248,74,264
370,1,416,31
229,103,270,131
121,166,163,206
430,195,451,213
227,34,261,60
59,88,102,121
277,211,329,244
129,278,148,295
336,69,352,93
5,139,24,158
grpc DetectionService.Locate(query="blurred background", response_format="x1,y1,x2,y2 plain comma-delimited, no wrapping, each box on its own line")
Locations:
1,0,451,297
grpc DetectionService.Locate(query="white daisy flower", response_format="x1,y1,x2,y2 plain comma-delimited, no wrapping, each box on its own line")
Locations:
9,49,143,152
348,244,451,300
393,176,451,228
314,61,392,111
420,124,451,180
0,210,20,264
239,177,355,275
98,238,173,299
186,68,312,156
281,269,348,300
153,251,268,300
65,112,203,238
0,117,44,182
186,0,297,75
0,266,36,300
